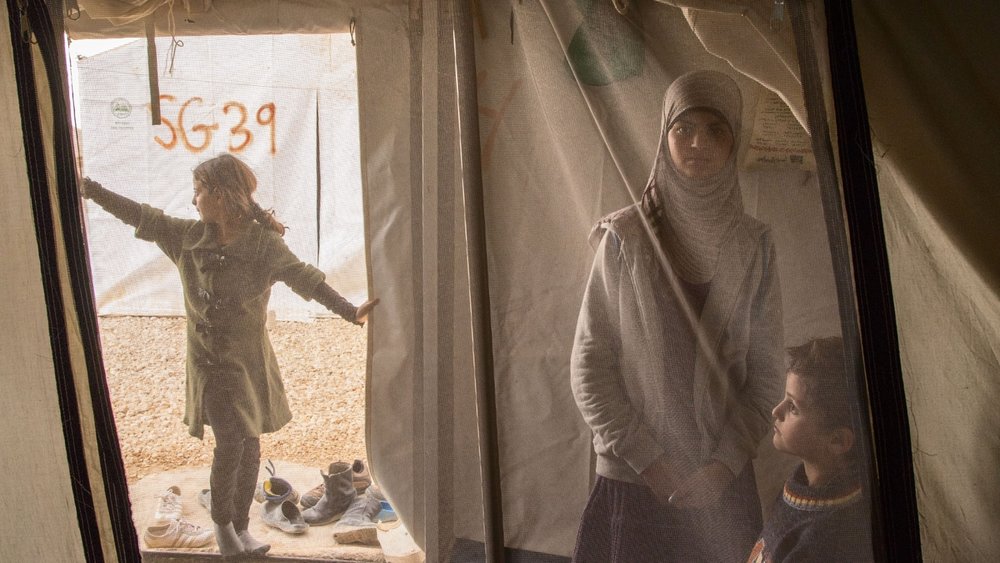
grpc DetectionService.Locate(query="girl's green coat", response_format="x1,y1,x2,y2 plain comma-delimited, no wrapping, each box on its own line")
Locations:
135,204,326,439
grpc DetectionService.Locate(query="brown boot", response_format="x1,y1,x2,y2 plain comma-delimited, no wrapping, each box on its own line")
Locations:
300,460,370,508
301,461,356,525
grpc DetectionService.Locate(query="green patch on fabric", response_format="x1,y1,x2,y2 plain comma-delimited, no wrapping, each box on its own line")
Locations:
567,0,645,86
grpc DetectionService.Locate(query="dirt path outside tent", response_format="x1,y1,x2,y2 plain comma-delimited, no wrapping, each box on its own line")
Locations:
98,316,368,483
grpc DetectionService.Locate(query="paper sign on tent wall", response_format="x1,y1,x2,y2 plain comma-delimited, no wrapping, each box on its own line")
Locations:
75,35,365,319
744,91,816,171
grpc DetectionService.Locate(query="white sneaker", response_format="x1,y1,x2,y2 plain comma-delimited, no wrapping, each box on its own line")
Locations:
143,518,214,548
152,485,183,523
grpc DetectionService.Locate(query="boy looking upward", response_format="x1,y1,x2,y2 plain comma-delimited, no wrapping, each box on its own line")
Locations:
747,337,874,562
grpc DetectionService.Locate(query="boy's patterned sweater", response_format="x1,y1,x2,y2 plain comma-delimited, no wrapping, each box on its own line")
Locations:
747,463,873,562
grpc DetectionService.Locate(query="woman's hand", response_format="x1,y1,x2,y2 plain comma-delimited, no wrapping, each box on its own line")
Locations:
640,454,680,506
355,298,380,325
667,460,734,509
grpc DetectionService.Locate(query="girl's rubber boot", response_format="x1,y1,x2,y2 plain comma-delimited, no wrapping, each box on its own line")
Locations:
214,522,243,558
238,529,271,555
301,461,356,525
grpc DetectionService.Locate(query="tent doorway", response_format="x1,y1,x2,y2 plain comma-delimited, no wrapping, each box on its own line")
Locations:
69,33,382,559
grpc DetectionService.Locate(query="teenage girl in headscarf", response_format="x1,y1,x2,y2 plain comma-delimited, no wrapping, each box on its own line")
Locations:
570,70,784,561
81,154,378,557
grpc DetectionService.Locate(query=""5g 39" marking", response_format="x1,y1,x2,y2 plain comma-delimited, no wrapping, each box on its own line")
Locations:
154,95,277,155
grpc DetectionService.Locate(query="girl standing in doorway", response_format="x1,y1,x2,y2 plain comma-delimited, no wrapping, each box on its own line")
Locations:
82,153,378,557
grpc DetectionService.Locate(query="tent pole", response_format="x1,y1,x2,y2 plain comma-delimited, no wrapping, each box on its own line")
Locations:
144,16,160,125
452,1,506,562
408,3,429,557
789,2,919,561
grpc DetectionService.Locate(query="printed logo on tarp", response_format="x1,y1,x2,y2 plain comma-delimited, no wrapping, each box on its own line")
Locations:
111,98,132,120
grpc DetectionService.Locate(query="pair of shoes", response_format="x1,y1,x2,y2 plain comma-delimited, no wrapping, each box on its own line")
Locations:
300,459,371,509
143,518,214,548
332,487,383,546
301,461,356,525
152,485,183,523
201,485,299,538
261,499,309,534
253,459,301,504
253,460,308,534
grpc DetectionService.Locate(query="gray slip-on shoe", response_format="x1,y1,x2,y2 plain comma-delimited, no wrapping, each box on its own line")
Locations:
261,499,309,534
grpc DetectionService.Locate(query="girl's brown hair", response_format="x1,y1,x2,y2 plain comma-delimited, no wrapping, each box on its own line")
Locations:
193,154,285,235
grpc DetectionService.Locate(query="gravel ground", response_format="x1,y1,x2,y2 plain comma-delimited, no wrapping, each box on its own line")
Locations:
98,316,368,483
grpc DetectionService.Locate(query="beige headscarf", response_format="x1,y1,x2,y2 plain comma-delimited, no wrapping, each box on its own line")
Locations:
640,70,744,284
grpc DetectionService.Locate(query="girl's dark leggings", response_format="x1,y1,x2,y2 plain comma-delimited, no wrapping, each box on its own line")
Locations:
203,382,260,532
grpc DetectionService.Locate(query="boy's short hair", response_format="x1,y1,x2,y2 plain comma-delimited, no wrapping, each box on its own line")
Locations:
786,336,856,433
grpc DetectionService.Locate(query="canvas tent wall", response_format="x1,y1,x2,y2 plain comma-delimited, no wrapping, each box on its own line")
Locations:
75,33,369,319
2,1,998,563
851,3,1000,560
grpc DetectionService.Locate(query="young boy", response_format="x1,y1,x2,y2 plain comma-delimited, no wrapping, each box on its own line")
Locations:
746,337,874,562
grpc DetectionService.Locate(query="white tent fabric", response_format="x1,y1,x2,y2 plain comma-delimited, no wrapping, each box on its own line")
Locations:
3,0,999,561
77,33,368,319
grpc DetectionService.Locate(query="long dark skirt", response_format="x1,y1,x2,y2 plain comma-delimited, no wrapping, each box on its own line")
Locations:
572,466,761,563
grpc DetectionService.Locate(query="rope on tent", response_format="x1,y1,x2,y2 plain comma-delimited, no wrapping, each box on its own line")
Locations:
144,0,188,125
162,0,186,75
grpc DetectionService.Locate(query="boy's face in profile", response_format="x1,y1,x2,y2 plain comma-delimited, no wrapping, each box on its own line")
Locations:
771,371,833,462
